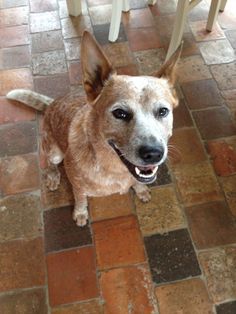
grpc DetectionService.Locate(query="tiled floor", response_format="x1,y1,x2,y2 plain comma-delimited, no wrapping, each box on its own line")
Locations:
0,0,236,313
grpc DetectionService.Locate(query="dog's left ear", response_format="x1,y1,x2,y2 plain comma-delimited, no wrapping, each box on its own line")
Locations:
152,42,183,85
81,31,115,102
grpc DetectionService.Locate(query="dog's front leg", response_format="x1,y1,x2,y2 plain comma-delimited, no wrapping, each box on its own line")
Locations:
72,188,89,227
132,183,151,203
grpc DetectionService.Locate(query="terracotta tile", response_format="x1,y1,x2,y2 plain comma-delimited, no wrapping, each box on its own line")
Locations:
181,79,223,110
68,61,82,85
100,265,158,314
29,0,57,12
126,27,162,51
103,42,134,68
0,0,28,9
31,30,64,53
134,48,165,75
116,64,139,76
122,8,155,29
0,25,29,48
34,73,70,99
30,11,60,33
144,229,201,284
64,38,81,61
47,247,98,306
89,192,133,222
180,32,200,57
0,68,33,96
199,247,236,303
177,55,212,83
193,107,236,140
0,97,35,124
0,46,30,70
52,299,103,314
44,205,92,253
221,175,236,216
32,50,67,75
135,186,185,236
169,128,206,167
186,201,236,249
0,154,40,196
0,121,37,157
216,301,236,314
0,193,42,242
93,215,145,269
0,238,45,292
221,89,236,113
190,20,225,41
226,30,236,49
0,288,47,314
151,163,172,186
173,99,193,128
93,23,126,45
41,166,74,210
61,16,92,39
173,161,223,206
0,6,28,27
155,14,190,38
211,62,236,90
155,278,213,314
199,39,236,65
207,139,236,176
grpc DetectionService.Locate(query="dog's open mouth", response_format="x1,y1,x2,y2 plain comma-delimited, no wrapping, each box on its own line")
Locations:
108,141,158,184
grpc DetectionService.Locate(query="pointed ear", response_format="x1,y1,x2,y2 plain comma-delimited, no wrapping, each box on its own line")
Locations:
153,42,183,85
81,31,115,102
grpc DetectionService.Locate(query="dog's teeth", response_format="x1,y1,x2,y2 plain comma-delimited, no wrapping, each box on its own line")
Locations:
135,167,141,175
135,165,159,178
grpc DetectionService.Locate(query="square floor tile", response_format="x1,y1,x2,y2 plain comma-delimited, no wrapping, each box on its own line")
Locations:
211,62,236,90
64,38,81,60
0,238,45,292
0,288,47,314
31,30,64,53
185,201,236,249
126,27,161,51
0,25,29,48
173,99,193,128
181,79,223,110
0,0,28,9
135,186,185,236
89,4,112,25
30,11,60,33
173,161,223,206
122,8,155,29
134,48,165,75
0,46,30,70
199,247,236,303
155,278,213,314
89,192,133,222
226,30,236,49
44,205,92,253
0,6,28,28
61,15,92,39
93,23,127,45
221,175,236,216
150,163,172,186
0,193,42,242
47,247,98,306
103,42,134,68
190,20,225,42
221,89,236,113
192,107,236,140
0,154,40,196
52,299,103,314
144,229,201,284
29,0,58,12
0,121,37,157
68,61,82,85
216,301,236,314
32,50,67,75
100,265,158,314
93,215,145,269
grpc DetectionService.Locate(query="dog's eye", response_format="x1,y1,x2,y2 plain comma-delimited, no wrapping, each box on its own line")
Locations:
112,109,132,121
157,107,169,118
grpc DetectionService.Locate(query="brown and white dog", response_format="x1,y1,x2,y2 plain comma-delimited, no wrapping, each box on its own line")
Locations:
7,31,181,227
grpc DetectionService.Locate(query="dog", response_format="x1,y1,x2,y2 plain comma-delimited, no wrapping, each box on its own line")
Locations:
7,31,181,227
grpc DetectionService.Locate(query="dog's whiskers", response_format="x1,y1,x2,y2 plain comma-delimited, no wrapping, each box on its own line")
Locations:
167,144,182,162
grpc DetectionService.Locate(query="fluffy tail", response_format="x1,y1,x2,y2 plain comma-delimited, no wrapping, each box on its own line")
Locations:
6,89,54,112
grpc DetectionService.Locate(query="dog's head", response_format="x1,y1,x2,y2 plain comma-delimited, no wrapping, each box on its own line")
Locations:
81,31,181,184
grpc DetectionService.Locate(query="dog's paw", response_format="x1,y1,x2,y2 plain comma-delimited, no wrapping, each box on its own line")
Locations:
46,171,61,191
136,186,151,203
73,210,88,227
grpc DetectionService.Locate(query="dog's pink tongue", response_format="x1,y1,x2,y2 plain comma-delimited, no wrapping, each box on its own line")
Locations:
138,165,156,171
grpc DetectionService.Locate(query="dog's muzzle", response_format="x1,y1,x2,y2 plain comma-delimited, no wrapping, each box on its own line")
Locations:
108,140,159,184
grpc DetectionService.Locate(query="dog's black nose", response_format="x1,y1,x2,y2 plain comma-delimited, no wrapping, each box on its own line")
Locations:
139,145,164,163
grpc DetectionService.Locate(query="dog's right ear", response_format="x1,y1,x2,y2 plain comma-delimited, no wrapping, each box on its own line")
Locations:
81,31,115,102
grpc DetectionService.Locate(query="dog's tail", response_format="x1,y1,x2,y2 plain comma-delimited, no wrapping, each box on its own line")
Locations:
6,89,54,112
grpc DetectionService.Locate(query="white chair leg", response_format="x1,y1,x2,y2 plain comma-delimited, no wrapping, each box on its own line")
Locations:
147,0,157,5
165,0,189,61
206,0,221,31
219,0,227,12
108,0,123,42
122,0,130,12
66,0,82,17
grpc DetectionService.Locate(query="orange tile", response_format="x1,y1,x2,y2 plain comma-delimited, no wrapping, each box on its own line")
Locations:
93,215,145,269
52,299,103,314
0,25,29,48
126,27,162,51
0,6,28,27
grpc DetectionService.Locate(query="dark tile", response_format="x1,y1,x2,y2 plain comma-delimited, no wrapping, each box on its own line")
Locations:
34,73,70,99
150,163,172,186
0,25,29,48
30,11,60,33
61,15,92,39
216,301,236,314
0,288,47,314
0,0,28,9
32,50,67,75
226,30,236,49
93,23,127,45
0,6,28,27
181,79,223,110
0,121,37,157
192,107,236,140
0,193,42,242
144,229,201,284
173,99,193,128
0,46,30,70
185,201,236,249
31,30,64,53
44,206,92,253
126,27,162,51
29,0,57,12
